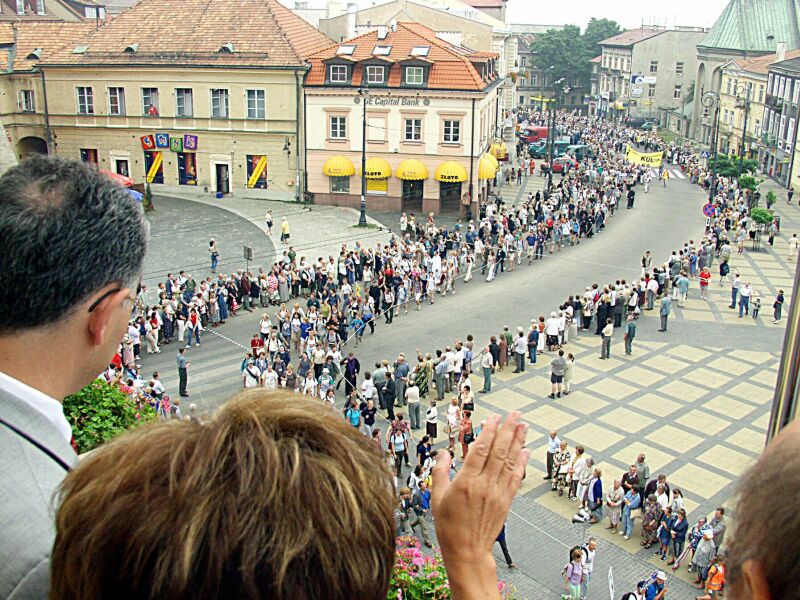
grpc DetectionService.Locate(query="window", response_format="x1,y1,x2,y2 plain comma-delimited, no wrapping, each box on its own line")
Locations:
176,88,193,117
530,73,538,86
404,118,422,141
142,87,159,116
108,87,125,115
788,117,796,147
246,155,268,189
17,90,35,112
367,117,385,142
76,86,94,114
211,89,229,118
794,80,800,104
246,89,265,119
329,65,348,82
178,153,197,186
675,62,684,75
754,119,761,136
366,177,387,195
330,116,346,139
330,175,350,193
758,84,764,103
649,61,658,73
365,65,385,84
336,45,355,56
673,85,682,99
80,148,97,163
405,66,424,85
410,46,430,57
648,84,656,98
16,0,23,14
372,45,391,56
443,119,460,143
36,0,44,14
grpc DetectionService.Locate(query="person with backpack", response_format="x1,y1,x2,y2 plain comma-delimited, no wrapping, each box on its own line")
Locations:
562,547,585,599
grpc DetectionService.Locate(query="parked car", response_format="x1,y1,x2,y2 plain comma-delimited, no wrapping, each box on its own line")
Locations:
540,156,579,174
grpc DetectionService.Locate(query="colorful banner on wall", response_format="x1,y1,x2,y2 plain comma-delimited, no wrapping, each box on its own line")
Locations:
146,151,163,183
624,144,663,167
155,133,170,148
170,137,183,152
184,135,198,151
247,155,268,188
141,134,155,150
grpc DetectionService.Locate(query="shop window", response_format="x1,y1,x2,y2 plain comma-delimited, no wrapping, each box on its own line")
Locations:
330,176,350,193
246,155,269,189
144,150,164,184
366,178,388,195
178,152,197,185
80,148,98,164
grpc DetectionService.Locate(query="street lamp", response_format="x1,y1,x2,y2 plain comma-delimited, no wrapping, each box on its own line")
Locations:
357,86,369,226
733,81,753,177
546,78,568,192
701,91,721,202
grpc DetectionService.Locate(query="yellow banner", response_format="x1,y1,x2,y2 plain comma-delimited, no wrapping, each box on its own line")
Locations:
624,145,663,167
247,156,267,188
146,151,162,183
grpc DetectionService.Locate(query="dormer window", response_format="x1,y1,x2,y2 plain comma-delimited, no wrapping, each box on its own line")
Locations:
16,0,24,14
365,65,385,85
373,45,391,56
336,45,356,56
410,46,430,57
35,0,44,15
218,42,234,54
329,64,349,83
123,43,138,54
405,66,424,86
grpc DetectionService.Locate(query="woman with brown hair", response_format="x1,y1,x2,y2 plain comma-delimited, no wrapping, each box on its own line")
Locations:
458,409,474,459
50,391,529,600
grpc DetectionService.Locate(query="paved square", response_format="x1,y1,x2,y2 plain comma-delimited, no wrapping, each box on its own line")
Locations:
612,441,675,473
657,379,709,402
515,374,555,395
725,427,768,454
690,367,733,389
696,445,756,477
598,407,655,433
726,380,775,405
641,355,690,373
563,422,625,452
523,404,578,431
484,389,536,412
628,393,683,416
707,356,757,376
668,463,731,499
587,379,638,399
615,365,667,387
646,424,703,452
559,390,609,415
702,395,756,420
676,408,731,435
669,344,712,362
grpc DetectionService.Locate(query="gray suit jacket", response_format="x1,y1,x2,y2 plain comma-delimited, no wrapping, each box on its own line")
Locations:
0,386,77,599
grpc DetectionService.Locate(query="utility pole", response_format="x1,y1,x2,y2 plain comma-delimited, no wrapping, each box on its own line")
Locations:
358,86,368,226
738,82,752,177
702,91,721,202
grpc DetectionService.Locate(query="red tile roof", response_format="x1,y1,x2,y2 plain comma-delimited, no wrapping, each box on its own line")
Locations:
590,55,602,63
306,22,499,91
41,0,332,67
599,28,664,47
733,50,800,75
0,22,96,70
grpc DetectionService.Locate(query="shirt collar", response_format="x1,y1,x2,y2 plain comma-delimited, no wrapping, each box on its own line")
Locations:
0,370,72,444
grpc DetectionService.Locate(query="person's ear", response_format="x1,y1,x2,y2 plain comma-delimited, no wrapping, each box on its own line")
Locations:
87,287,130,346
739,560,772,600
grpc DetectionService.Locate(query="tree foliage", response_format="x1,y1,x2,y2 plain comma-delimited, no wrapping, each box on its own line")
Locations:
530,18,622,90
63,379,156,454
750,207,774,226
713,153,758,177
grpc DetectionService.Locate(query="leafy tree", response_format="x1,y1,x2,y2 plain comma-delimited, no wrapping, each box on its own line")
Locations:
63,379,156,454
750,207,774,226
712,153,758,177
583,18,623,52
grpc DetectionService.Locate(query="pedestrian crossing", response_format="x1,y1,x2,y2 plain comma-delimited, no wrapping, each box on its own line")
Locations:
650,167,686,180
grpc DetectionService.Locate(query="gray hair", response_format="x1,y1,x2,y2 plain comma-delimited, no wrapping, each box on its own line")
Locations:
0,156,147,332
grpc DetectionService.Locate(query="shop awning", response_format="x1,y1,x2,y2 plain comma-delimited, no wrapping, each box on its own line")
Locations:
364,157,392,179
477,155,498,180
434,161,468,183
488,142,507,160
481,152,498,168
396,159,428,180
322,155,355,177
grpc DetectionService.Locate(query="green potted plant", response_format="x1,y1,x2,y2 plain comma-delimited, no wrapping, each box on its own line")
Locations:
143,182,155,212
765,190,777,209
63,379,157,454
750,207,774,234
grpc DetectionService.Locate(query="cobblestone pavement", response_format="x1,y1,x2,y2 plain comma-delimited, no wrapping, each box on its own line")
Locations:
135,171,797,599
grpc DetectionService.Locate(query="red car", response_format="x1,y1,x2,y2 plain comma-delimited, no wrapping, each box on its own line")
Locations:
540,156,578,174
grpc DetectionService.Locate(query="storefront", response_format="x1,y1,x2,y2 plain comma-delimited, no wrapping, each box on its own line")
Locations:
435,161,468,213
477,153,498,201
364,157,391,196
322,155,356,194
396,158,428,212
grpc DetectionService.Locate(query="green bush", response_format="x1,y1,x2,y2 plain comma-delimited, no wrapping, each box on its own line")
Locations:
63,379,156,454
750,207,774,226
766,190,777,207
737,175,760,192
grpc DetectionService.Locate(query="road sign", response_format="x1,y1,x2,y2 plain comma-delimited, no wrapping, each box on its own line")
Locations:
701,150,710,159
703,203,715,217
608,566,615,600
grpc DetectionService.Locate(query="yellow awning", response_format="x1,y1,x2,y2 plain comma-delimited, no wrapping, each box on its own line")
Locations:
482,152,499,168
364,157,392,179
434,161,468,183
478,155,498,180
396,159,429,181
322,156,355,177
489,142,507,160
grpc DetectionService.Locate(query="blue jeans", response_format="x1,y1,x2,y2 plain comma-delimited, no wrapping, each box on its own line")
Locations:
622,508,635,537
528,345,537,364
186,327,200,346
730,287,738,307
482,367,492,392
581,570,592,599
738,295,749,316
211,253,218,271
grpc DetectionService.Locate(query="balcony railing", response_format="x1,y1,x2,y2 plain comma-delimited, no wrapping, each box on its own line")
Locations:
765,94,783,110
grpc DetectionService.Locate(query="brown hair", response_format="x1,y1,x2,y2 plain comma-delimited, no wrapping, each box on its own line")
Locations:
51,390,396,600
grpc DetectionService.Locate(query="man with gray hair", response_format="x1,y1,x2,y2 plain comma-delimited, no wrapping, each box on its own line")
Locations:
0,156,148,598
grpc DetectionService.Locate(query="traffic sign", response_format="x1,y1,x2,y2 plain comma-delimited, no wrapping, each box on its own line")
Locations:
703,203,715,217
701,151,710,159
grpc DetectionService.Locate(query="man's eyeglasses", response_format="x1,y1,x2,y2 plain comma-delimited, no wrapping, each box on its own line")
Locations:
87,283,140,313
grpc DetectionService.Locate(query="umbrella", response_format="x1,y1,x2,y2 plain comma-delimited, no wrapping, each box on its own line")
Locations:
100,169,135,188
127,189,143,202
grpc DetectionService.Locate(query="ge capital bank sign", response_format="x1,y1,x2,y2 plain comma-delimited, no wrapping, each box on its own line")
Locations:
363,96,431,107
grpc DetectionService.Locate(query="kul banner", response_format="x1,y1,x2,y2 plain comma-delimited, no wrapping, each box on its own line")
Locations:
155,133,170,148
140,134,155,150
170,137,183,152
624,145,663,167
184,134,198,151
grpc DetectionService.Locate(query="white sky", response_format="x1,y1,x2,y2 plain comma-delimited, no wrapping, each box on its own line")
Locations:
505,0,730,30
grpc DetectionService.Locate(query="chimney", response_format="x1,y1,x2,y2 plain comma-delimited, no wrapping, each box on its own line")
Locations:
776,41,787,63
377,25,387,39
390,19,397,32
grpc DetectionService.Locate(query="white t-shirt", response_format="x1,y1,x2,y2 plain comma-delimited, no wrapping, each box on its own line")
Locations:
361,379,375,399
244,365,261,388
262,370,278,390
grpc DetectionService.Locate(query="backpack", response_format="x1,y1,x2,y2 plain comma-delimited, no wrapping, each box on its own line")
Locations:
561,545,587,576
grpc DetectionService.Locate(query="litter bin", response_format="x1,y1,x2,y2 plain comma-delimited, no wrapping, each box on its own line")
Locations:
774,215,781,232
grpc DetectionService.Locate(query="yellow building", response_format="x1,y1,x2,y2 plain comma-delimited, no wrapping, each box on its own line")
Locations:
718,50,800,160
2,0,332,199
305,22,501,217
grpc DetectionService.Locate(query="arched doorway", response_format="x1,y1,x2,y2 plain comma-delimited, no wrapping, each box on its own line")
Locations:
17,136,47,159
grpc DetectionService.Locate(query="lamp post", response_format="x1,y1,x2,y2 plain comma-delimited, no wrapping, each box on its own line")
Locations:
701,91,721,202
546,78,568,192
357,86,368,226
735,81,752,177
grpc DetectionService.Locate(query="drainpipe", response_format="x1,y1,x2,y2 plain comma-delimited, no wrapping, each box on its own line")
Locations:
469,97,475,209
302,71,309,201
37,68,53,154
294,69,301,202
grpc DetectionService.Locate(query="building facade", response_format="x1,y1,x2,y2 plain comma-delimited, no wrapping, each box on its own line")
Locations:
763,55,800,188
598,27,706,121
305,22,501,216
9,0,331,200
